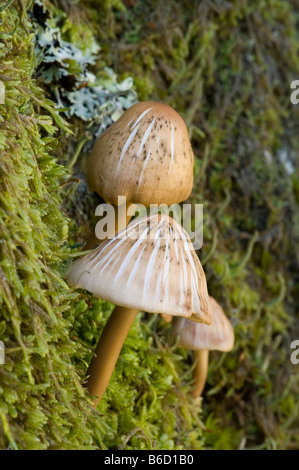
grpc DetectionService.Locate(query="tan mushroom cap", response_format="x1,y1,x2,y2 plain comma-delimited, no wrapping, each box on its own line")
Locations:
87,101,194,206
66,214,212,324
173,296,234,351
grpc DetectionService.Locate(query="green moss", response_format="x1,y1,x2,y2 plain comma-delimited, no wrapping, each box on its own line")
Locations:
1,0,299,450
0,1,118,450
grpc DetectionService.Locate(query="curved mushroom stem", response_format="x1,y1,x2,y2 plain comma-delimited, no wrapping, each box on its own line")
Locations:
87,306,139,408
191,349,209,398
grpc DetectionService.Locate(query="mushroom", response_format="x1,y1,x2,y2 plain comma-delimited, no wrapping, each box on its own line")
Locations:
172,296,234,398
66,214,212,407
88,101,194,207
85,101,194,249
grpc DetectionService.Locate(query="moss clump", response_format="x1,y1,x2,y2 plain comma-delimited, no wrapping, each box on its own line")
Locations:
0,0,109,450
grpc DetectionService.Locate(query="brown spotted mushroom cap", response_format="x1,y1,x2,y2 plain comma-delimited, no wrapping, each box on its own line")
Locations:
173,296,234,351
66,214,211,324
87,101,194,206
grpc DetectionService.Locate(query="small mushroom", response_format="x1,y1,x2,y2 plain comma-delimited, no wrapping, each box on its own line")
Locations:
173,296,234,398
67,214,211,406
85,101,194,249
88,101,194,207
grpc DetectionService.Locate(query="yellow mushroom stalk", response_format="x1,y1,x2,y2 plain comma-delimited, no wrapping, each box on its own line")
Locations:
192,349,210,399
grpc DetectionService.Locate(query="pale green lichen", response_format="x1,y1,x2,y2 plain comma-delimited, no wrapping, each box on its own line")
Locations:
33,1,137,132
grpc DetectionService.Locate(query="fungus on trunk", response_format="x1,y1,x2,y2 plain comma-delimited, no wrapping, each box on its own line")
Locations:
67,214,211,407
172,296,234,398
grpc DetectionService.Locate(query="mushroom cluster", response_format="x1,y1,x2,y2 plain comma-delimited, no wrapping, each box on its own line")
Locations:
67,100,235,407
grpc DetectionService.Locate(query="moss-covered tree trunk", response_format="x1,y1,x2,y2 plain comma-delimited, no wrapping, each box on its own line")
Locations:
1,0,299,450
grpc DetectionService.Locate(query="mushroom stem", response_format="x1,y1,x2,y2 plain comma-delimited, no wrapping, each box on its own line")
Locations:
85,203,135,250
192,349,209,398
87,306,139,408
85,202,136,406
